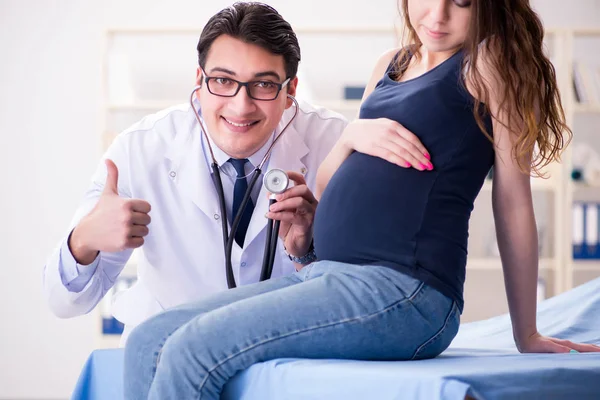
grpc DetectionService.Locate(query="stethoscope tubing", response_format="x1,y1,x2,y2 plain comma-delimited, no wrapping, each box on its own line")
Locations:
225,169,262,288
189,85,298,288
260,196,280,281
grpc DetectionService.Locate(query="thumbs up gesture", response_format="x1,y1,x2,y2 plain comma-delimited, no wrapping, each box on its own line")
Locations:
102,158,121,196
69,159,152,264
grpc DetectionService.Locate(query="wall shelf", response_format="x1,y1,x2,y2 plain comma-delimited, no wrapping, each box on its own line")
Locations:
108,101,183,111
481,178,558,192
107,99,364,112
573,103,600,113
571,260,600,270
467,258,555,270
106,26,398,35
316,99,362,111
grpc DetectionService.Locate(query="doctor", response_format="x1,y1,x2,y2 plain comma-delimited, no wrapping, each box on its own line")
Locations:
43,2,347,343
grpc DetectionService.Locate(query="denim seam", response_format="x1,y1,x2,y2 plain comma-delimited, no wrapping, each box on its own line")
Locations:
152,327,183,377
303,263,316,280
410,301,458,360
195,282,425,399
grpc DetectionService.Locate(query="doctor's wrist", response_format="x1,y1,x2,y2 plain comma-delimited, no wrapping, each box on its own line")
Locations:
69,226,99,265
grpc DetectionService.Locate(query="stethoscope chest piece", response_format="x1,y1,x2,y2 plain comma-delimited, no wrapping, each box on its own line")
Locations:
264,169,289,194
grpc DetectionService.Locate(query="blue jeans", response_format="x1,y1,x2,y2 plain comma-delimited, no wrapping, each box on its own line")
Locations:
124,261,459,399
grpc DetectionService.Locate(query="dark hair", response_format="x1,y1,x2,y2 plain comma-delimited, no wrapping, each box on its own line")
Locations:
197,2,301,80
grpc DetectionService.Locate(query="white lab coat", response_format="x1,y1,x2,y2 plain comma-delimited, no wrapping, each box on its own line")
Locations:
43,100,347,343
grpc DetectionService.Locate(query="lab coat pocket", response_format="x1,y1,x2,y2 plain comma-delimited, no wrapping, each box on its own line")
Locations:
112,280,164,329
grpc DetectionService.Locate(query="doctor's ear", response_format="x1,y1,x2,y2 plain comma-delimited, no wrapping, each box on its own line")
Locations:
285,76,299,108
195,67,204,88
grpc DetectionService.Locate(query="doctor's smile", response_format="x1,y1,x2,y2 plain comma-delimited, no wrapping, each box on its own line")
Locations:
221,116,261,135
222,117,260,130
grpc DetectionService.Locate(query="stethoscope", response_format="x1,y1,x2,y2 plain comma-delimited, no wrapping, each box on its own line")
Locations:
189,86,300,289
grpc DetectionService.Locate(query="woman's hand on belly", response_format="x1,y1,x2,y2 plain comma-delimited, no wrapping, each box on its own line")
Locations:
341,118,433,171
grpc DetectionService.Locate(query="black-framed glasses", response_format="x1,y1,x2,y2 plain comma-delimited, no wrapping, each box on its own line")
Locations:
204,75,291,101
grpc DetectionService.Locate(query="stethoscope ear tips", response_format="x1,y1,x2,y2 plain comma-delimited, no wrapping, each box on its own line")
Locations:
263,169,289,194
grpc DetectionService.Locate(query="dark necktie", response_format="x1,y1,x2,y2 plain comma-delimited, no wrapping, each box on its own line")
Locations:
229,158,254,247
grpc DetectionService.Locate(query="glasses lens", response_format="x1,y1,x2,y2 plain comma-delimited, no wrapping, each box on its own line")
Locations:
248,81,280,100
207,78,238,96
206,78,281,100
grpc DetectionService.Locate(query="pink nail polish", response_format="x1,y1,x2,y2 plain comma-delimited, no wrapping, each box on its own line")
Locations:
405,162,411,168
424,153,431,160
419,163,427,170
427,162,433,170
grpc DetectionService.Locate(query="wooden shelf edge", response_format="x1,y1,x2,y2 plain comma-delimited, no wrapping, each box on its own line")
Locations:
467,258,555,270
107,26,398,35
108,99,363,112
570,260,600,271
105,27,600,36
481,179,558,192
573,104,600,113
107,101,183,111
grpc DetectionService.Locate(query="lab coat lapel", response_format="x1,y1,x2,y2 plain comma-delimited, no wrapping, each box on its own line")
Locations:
244,122,309,248
165,108,220,220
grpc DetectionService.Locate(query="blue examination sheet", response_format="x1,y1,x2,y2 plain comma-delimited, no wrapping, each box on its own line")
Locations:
223,277,600,399
72,277,600,400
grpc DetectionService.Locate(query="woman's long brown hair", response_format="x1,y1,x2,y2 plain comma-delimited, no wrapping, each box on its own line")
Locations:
396,0,572,176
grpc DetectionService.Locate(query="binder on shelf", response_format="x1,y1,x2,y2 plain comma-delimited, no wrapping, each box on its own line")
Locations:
572,202,600,259
343,86,365,100
100,276,136,335
572,202,584,259
585,202,599,258
573,62,600,105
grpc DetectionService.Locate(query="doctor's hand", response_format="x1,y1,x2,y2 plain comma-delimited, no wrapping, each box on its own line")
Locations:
341,118,433,171
517,331,600,354
265,171,316,259
69,159,152,264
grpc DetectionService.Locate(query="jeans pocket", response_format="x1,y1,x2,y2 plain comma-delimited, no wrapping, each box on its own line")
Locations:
411,301,460,360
